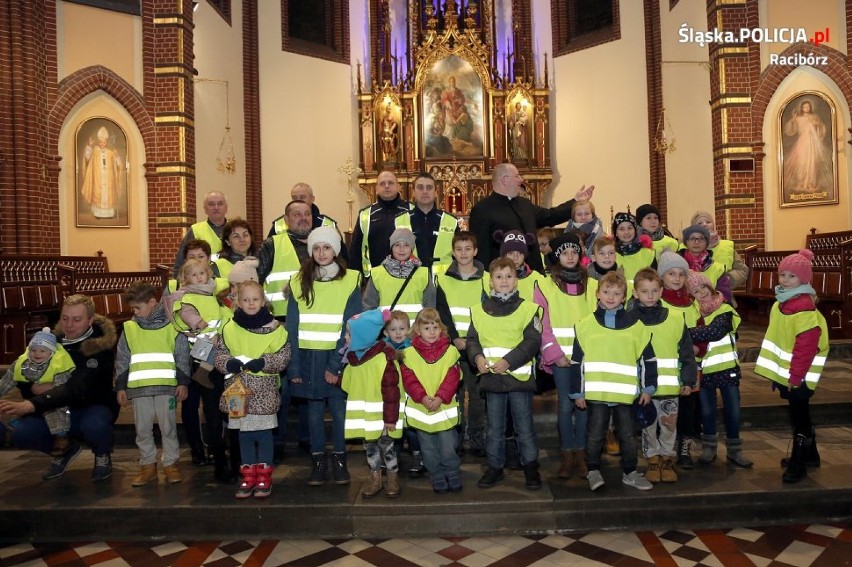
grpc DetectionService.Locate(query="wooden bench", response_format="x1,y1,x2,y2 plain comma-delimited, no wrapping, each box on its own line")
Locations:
1,253,168,364
735,236,851,339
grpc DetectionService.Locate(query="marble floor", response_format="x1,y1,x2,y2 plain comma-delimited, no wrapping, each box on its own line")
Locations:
2,523,851,566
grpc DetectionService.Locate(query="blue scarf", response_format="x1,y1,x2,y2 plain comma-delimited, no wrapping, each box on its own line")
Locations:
775,284,816,303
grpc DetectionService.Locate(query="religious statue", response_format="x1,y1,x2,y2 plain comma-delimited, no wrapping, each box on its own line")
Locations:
509,102,529,161
380,104,399,161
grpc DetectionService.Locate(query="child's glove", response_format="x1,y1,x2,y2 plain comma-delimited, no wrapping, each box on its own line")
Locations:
225,358,244,373
244,358,265,373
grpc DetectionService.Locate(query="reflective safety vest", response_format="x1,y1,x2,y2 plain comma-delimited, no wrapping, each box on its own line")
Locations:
434,272,490,337
401,346,460,432
371,265,429,323
617,248,656,281
643,310,686,396
273,214,336,235
755,303,829,390
517,271,545,302
652,235,679,262
170,293,228,342
123,321,178,388
215,258,234,282
12,345,75,384
358,202,415,278
394,210,458,275
710,239,735,271
290,269,360,349
700,261,728,287
262,233,302,317
342,351,403,440
470,300,540,381
698,303,741,374
575,314,650,404
536,277,597,358
220,320,287,379
661,298,699,328
168,276,229,296
191,221,223,261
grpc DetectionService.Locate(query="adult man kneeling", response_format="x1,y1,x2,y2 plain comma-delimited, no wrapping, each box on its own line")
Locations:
0,294,119,481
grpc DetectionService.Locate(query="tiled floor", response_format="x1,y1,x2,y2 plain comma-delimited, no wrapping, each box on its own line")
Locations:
2,523,851,566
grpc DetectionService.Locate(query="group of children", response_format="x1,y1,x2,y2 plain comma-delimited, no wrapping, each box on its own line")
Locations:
0,200,829,495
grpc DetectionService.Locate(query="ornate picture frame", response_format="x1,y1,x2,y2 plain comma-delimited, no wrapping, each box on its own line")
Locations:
75,117,130,228
778,91,838,208
421,55,485,159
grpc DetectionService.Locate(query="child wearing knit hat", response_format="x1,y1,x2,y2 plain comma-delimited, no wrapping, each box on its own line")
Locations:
362,228,435,323
680,224,732,302
754,249,829,483
656,249,701,469
636,204,679,261
612,212,655,281
286,224,361,487
685,271,752,469
341,309,405,498
496,229,544,301
0,328,75,457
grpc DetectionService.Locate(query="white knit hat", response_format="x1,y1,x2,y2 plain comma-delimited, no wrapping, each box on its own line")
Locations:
307,226,341,256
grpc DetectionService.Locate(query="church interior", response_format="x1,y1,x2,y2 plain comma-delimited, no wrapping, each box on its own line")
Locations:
1,0,851,564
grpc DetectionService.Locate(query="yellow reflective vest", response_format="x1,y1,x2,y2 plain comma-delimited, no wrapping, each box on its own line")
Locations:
290,270,361,349
755,303,829,390
651,235,680,262
535,277,597,358
697,303,740,374
262,233,302,317
170,293,229,342
402,346,460,432
342,350,403,440
643,310,687,396
661,298,699,328
517,270,545,302
394,210,458,275
220,320,287,379
575,314,650,404
371,265,429,323
12,345,75,384
191,221,223,261
470,299,540,382
618,248,656,281
434,272,490,337
123,321,178,388
273,214,336,235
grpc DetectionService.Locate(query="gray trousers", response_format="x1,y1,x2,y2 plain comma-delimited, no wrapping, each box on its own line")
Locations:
132,394,180,466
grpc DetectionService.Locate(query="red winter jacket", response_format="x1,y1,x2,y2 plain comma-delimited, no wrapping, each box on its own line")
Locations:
779,294,822,387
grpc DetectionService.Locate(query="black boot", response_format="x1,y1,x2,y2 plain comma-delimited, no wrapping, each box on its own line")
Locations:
523,461,542,491
190,444,208,467
783,434,809,483
308,452,328,486
331,452,351,485
781,428,820,468
408,450,426,478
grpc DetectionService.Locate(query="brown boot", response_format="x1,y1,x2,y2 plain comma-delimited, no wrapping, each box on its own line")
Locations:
660,456,678,483
557,450,575,479
362,470,383,498
163,463,183,484
385,470,401,498
132,463,158,487
50,436,70,457
574,450,588,479
645,456,662,484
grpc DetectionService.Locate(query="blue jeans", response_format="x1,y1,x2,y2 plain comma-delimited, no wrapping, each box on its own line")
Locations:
416,428,460,476
308,390,347,453
700,383,741,438
11,404,115,455
554,367,588,451
239,429,274,465
586,402,637,473
485,391,538,469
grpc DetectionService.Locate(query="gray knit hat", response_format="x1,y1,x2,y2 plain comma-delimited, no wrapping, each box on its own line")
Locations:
657,250,689,277
389,227,416,249
682,224,711,244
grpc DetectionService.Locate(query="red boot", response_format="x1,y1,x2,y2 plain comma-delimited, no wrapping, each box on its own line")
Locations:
254,463,273,498
236,464,257,499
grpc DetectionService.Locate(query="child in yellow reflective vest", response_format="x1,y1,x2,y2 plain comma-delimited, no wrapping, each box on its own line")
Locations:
341,308,404,498
400,308,462,494
754,249,828,483
214,280,290,499
686,271,752,469
0,328,75,456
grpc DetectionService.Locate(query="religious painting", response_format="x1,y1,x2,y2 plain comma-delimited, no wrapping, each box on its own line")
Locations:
421,55,484,158
778,91,838,208
507,94,532,163
75,117,130,227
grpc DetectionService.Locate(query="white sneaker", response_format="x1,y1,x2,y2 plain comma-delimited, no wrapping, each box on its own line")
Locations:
622,470,653,490
587,469,605,491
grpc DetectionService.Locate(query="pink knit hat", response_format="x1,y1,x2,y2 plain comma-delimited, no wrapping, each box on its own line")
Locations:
779,249,814,284
686,270,713,296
